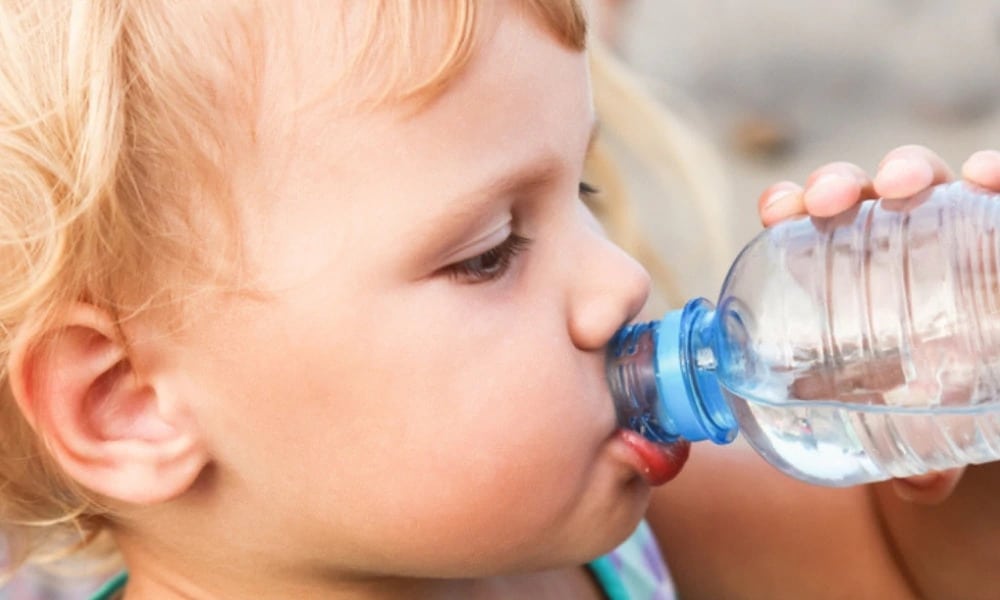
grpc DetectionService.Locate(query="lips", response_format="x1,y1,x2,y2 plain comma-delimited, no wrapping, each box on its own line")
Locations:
617,429,690,486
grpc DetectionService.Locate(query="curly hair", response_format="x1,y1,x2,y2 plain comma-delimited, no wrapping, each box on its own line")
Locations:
0,0,587,577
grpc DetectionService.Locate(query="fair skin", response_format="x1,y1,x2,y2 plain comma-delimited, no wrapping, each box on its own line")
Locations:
650,146,1000,599
7,2,1000,598
15,4,645,599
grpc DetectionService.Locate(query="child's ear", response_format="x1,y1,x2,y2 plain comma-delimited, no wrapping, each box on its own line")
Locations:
7,303,208,505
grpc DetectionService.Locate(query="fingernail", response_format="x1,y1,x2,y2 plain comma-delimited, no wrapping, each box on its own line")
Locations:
891,473,949,504
875,158,933,192
962,150,1000,186
803,174,853,209
897,472,943,489
963,149,1000,167
764,189,798,211
877,158,914,181
891,479,922,503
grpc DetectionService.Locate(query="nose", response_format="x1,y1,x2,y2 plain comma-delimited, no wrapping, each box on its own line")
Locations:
567,212,652,352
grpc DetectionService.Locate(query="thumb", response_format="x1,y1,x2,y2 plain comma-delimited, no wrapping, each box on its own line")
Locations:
890,468,964,505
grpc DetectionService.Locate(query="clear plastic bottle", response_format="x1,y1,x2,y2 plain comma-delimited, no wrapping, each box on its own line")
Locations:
607,181,1000,486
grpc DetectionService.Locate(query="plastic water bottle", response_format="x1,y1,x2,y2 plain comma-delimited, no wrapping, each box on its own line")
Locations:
607,181,1000,486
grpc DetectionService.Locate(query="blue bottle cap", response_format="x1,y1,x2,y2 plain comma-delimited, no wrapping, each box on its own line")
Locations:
654,299,738,444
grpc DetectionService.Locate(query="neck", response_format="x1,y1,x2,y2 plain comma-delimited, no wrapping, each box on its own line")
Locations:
111,509,604,600
117,558,602,600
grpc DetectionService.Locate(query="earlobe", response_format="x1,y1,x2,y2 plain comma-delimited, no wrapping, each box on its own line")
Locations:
7,304,208,505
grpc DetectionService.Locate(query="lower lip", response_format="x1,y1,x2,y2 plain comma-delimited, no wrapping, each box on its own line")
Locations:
616,429,690,486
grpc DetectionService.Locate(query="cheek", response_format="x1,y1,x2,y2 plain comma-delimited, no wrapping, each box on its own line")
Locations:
367,318,599,505
186,278,605,474
356,312,611,505
174,276,617,566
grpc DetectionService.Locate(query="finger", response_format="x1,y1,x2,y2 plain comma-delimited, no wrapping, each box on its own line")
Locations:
873,144,954,199
960,149,1000,190
802,162,876,218
758,181,804,227
891,467,964,505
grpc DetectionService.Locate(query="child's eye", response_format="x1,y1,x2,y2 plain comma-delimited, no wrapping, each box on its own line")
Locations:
444,233,532,284
442,183,593,284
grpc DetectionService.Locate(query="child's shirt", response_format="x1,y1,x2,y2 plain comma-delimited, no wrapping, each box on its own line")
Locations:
89,521,676,599
588,520,677,599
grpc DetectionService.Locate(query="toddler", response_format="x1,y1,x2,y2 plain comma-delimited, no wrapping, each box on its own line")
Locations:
1,1,999,599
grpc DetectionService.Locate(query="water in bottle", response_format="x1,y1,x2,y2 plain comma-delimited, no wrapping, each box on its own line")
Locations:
607,181,1000,486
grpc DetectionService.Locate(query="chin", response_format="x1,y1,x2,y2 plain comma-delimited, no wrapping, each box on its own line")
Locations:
563,477,651,563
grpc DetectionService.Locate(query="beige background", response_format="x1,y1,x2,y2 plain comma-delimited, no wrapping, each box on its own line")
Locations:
592,0,999,301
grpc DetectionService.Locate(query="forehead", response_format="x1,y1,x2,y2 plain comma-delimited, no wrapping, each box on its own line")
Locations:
222,2,594,295
255,4,593,219
247,0,583,110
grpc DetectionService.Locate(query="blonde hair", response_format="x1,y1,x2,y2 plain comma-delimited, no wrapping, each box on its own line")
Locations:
584,41,731,310
0,0,587,576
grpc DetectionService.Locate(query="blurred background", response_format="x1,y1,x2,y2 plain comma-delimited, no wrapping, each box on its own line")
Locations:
587,0,999,304
3,1,999,598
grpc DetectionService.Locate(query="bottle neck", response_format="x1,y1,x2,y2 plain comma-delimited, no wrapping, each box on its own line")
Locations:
607,298,738,444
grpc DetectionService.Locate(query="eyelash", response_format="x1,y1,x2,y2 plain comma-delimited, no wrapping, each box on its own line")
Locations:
445,233,532,283
445,182,599,284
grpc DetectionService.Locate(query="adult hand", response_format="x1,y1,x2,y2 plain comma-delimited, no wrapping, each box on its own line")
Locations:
756,145,1000,504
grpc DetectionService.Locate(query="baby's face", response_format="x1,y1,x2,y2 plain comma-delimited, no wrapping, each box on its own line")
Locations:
154,2,652,578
